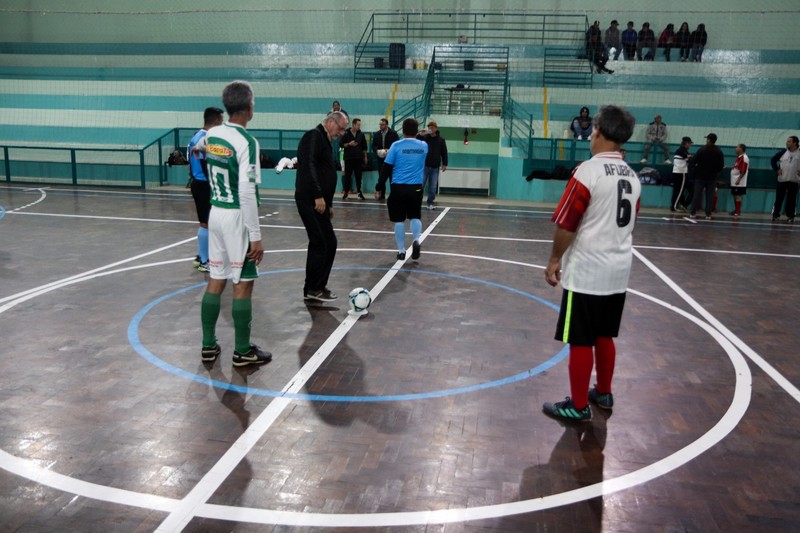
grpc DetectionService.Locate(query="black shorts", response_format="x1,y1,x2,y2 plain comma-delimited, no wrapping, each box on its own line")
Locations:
730,186,747,196
387,183,423,222
554,290,626,346
190,178,212,224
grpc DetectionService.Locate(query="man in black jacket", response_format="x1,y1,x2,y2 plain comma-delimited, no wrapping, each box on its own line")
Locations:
295,112,348,302
340,118,368,200
690,133,725,220
418,121,448,210
372,118,400,200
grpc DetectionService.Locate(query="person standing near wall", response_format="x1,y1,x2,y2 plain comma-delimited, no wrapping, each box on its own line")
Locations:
771,136,800,223
417,120,448,210
542,105,640,422
728,143,749,217
339,118,368,200
295,112,349,302
372,118,400,201
188,106,224,273
676,22,692,62
690,133,725,220
670,136,693,212
200,81,272,367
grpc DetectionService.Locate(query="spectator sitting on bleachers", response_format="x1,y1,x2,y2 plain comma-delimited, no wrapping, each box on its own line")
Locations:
640,114,670,164
571,107,592,140
621,21,638,60
604,20,621,61
690,23,708,62
659,23,675,62
637,22,656,60
676,22,692,62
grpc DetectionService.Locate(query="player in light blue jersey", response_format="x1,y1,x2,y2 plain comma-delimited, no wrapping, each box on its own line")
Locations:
188,107,223,272
377,118,428,261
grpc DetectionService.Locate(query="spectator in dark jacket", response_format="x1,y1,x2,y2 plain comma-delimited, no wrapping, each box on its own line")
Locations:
676,22,692,61
417,120,448,210
295,112,348,302
637,22,656,60
690,133,725,219
690,23,708,62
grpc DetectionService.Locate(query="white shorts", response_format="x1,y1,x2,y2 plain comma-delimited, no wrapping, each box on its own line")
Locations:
208,207,257,284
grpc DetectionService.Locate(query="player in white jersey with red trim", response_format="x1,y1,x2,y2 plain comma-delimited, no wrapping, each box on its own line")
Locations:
200,80,271,368
728,143,749,217
543,105,641,422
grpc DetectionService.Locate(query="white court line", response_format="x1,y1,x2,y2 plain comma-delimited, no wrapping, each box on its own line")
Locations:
633,247,800,403
7,187,46,212
154,208,451,532
0,237,197,306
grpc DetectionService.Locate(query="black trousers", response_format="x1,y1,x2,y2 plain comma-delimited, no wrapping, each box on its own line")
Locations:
295,196,337,294
773,181,800,219
342,158,363,194
691,178,716,217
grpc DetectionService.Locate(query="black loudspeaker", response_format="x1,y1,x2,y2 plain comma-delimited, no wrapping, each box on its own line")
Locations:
464,60,475,71
374,57,384,69
389,43,405,69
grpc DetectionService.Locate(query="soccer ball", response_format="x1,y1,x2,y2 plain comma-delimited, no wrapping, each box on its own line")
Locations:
348,287,372,315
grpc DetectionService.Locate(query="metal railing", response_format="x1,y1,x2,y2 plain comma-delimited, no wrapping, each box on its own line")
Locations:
503,100,536,158
360,11,588,45
1,128,309,188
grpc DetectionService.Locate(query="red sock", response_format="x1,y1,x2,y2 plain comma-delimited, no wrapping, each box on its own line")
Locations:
568,345,594,409
735,198,742,215
594,337,616,393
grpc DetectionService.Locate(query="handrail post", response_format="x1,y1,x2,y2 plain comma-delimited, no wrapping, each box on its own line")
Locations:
3,147,9,182
70,149,77,185
139,149,146,189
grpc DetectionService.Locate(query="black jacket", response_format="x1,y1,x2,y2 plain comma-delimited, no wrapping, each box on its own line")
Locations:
691,144,724,181
340,128,367,160
418,133,448,168
295,124,337,204
371,127,399,154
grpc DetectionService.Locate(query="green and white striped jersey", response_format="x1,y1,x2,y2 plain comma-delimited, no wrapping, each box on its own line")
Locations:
206,122,261,209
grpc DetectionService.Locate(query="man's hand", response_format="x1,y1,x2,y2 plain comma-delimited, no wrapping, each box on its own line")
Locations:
441,165,447,172
544,258,562,287
314,197,326,214
248,240,264,265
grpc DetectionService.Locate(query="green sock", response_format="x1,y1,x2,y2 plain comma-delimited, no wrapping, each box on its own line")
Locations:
200,292,221,347
232,298,253,353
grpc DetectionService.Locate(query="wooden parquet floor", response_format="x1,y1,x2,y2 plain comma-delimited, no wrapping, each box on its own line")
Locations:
1,184,799,532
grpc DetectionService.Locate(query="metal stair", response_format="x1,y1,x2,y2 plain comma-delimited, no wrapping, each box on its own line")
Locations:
543,46,593,88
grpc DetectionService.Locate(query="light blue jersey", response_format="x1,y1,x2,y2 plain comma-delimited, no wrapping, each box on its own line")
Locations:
385,138,428,185
188,129,207,181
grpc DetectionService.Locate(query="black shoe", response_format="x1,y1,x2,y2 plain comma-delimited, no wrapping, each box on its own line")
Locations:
322,288,338,300
342,193,348,200
358,192,365,200
788,218,795,224
411,240,421,260
397,251,406,260
605,68,614,74
201,343,221,362
232,344,272,367
304,289,338,302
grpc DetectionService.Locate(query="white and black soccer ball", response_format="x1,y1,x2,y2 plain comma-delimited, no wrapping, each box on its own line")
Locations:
348,287,372,314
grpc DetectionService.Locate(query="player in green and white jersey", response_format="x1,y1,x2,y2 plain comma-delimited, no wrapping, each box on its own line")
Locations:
200,80,271,367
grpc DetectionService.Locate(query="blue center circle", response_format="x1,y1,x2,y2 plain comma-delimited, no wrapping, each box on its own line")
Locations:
128,266,568,402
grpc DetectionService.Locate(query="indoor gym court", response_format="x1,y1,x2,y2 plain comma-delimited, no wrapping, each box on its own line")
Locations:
1,183,799,532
